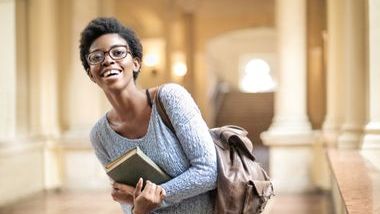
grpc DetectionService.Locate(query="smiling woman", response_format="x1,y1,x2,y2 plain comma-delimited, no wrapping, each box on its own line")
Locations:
87,45,129,79
78,17,217,214
85,33,139,91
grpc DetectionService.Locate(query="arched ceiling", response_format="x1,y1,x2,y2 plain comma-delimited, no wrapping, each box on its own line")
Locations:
114,0,169,38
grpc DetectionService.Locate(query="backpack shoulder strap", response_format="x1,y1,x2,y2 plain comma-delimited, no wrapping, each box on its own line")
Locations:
155,85,176,135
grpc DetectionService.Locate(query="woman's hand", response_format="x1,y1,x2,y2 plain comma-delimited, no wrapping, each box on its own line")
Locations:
111,182,135,205
132,178,166,214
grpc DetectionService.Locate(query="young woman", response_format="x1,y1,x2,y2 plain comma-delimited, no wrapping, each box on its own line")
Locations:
79,17,217,214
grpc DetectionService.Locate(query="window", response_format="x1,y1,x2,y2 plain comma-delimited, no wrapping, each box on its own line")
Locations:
239,58,276,93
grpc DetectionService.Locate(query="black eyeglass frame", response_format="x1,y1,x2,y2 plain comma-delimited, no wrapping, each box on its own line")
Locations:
86,45,131,65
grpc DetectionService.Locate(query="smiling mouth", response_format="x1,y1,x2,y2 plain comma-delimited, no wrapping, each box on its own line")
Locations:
101,69,122,78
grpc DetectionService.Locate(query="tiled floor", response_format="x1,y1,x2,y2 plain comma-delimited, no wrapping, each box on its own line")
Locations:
0,191,121,214
0,190,332,214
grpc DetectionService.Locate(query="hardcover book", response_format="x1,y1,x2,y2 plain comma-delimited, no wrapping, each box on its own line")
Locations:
105,146,171,186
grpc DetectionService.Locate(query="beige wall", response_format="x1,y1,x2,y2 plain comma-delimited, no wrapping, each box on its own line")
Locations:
0,142,45,206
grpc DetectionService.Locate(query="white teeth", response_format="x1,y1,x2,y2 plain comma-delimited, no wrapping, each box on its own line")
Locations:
102,70,121,77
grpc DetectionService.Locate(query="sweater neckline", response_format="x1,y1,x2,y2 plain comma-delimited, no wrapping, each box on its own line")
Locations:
103,105,156,142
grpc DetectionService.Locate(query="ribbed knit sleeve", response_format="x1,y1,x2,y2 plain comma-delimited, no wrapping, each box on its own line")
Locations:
158,83,217,203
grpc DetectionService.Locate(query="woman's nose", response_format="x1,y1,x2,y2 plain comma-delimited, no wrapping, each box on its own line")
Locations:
102,53,115,66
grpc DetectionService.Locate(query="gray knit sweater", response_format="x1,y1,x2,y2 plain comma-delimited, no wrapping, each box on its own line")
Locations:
89,83,217,214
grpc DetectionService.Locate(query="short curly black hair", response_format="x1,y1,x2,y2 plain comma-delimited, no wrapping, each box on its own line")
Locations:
79,17,143,80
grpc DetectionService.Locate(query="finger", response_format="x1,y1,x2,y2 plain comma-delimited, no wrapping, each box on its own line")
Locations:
145,180,156,194
113,183,135,193
111,189,119,201
161,188,166,199
112,182,121,189
113,182,129,190
134,178,143,198
154,185,163,195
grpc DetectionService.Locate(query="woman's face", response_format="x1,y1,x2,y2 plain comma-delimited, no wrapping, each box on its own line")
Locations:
87,33,140,91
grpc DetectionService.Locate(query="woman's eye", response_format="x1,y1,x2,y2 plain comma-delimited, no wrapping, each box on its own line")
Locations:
91,54,103,62
112,50,125,57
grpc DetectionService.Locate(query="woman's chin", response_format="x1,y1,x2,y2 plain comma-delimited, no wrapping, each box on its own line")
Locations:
102,78,133,92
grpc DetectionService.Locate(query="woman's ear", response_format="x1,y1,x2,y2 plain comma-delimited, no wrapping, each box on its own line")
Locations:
133,58,141,73
87,69,96,83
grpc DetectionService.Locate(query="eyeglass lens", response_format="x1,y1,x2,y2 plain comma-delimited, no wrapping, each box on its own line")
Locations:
87,46,129,65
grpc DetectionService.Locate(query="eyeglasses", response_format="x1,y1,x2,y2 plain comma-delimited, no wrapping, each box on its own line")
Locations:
87,45,131,65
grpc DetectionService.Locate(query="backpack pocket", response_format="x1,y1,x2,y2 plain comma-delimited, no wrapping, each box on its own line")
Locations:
242,180,274,213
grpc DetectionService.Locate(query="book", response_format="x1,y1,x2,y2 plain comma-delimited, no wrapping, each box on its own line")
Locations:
105,146,171,186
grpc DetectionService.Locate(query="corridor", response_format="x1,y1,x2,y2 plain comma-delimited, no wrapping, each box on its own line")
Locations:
1,0,380,213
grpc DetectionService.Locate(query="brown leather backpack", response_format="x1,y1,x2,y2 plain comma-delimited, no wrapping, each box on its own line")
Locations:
154,87,274,214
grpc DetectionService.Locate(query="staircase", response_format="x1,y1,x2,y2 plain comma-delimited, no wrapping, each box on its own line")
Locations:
214,90,274,172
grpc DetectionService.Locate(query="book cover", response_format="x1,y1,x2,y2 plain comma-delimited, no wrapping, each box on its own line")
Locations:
105,146,171,186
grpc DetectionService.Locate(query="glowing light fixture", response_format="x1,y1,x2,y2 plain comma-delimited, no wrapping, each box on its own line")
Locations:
144,53,159,68
141,38,165,76
171,52,187,78
172,62,187,77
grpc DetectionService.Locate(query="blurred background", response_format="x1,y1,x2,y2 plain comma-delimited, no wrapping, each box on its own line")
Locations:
1,0,379,213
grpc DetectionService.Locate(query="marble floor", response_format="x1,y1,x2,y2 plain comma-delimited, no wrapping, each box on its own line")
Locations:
0,190,333,214
263,192,333,214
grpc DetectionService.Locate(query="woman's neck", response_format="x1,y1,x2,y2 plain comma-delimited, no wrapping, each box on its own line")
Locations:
104,86,147,123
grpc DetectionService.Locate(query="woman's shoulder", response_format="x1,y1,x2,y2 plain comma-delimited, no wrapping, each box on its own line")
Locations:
159,83,191,100
157,83,200,116
160,82,186,92
89,114,108,142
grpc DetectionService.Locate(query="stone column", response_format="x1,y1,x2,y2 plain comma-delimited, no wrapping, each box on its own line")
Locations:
262,0,312,143
182,12,195,94
322,0,345,145
362,0,380,149
15,0,30,138
337,0,366,149
60,0,104,139
0,0,16,141
54,0,111,190
261,0,314,193
163,0,175,83
177,0,200,95
28,0,60,138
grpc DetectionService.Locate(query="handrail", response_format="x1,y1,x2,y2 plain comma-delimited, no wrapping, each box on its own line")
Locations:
327,149,380,214
211,81,229,122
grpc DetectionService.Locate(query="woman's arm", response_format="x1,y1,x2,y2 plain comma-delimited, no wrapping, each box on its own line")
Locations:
89,124,111,166
90,127,135,208
159,84,217,203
